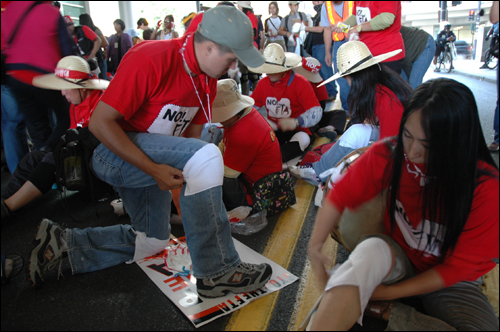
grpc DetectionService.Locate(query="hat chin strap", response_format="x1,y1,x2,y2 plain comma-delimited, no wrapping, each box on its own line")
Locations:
342,54,373,75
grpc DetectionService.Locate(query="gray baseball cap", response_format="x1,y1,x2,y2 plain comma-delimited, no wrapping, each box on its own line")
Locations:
198,6,264,68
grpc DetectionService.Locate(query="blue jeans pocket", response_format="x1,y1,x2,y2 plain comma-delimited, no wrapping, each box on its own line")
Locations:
92,146,124,187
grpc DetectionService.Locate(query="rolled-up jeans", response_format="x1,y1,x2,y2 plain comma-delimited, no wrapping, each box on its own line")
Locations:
312,124,379,182
66,133,241,279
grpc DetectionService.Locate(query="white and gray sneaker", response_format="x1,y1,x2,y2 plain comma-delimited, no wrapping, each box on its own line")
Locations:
289,165,322,186
27,219,66,288
196,262,272,298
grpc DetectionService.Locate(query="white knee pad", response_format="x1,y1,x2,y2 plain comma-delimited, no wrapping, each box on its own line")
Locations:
183,143,224,196
127,231,170,263
290,131,311,151
338,124,373,149
324,237,392,325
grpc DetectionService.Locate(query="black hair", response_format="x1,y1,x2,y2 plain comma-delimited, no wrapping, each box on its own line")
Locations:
79,13,96,31
143,28,154,40
387,78,498,259
348,64,412,125
113,19,125,32
217,1,235,7
242,7,254,15
137,18,149,27
269,1,279,15
193,31,233,55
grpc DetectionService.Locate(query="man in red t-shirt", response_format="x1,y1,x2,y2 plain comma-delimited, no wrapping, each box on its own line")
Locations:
64,15,101,62
250,44,323,162
213,79,282,211
27,7,273,299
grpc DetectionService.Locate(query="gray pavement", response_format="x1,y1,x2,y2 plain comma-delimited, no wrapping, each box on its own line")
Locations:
1,59,498,331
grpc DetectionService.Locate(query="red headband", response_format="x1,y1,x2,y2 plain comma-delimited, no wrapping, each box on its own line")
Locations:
55,68,89,80
301,57,321,73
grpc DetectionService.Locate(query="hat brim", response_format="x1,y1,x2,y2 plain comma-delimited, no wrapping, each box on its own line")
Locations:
318,49,402,87
248,52,302,74
212,95,254,123
33,74,110,90
232,45,265,69
294,66,323,83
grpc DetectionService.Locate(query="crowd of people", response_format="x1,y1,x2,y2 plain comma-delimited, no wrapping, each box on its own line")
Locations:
1,1,498,331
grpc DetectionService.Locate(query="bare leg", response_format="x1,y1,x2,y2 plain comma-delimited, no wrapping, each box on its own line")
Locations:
310,285,361,331
4,181,43,212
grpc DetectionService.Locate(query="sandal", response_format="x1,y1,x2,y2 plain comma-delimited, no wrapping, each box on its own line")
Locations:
364,300,394,321
1,253,24,283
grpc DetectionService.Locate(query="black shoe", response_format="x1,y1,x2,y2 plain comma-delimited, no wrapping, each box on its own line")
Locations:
196,262,272,298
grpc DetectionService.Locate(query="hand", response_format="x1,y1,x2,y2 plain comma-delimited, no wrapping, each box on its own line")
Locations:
278,118,298,131
332,24,343,33
308,242,330,288
325,52,332,67
347,27,359,39
150,163,185,191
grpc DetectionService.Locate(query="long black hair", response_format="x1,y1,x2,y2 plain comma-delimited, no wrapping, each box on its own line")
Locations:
387,78,498,259
348,64,412,125
79,13,96,31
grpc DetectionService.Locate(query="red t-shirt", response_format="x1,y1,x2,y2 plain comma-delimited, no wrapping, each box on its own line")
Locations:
223,108,282,184
352,1,405,61
247,11,259,49
374,84,404,139
326,139,499,287
70,89,103,129
100,34,216,136
252,71,320,135
312,81,329,102
73,25,97,45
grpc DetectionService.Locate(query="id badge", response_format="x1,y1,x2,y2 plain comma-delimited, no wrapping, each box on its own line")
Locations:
114,42,119,48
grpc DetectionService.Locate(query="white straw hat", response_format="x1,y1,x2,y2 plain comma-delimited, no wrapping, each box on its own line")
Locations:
33,56,109,90
212,79,254,123
318,41,402,87
237,1,253,10
294,57,323,83
248,43,302,74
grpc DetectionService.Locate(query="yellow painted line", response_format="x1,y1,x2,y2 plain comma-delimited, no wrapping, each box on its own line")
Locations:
226,137,329,331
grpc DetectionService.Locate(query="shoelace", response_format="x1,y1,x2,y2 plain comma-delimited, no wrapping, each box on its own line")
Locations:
46,256,65,281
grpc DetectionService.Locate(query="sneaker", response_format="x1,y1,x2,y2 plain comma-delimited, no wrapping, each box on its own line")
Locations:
434,68,441,72
196,262,272,298
317,126,338,141
289,165,322,186
27,219,66,288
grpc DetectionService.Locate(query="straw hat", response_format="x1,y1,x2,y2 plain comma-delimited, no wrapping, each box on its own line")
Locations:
33,56,109,90
247,43,302,74
237,1,253,10
212,79,254,123
318,41,402,87
294,57,323,83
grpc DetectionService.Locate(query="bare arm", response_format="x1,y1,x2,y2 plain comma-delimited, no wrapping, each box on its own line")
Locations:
305,25,325,33
491,1,499,24
278,25,291,38
182,123,203,139
89,101,184,190
308,200,342,289
323,26,333,67
88,35,102,59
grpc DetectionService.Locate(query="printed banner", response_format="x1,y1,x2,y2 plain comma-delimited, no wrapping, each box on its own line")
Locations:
137,237,299,328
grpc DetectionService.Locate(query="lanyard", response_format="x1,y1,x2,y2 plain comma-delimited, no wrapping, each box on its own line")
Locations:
179,35,211,125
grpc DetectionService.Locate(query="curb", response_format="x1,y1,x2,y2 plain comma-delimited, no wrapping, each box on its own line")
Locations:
452,69,497,84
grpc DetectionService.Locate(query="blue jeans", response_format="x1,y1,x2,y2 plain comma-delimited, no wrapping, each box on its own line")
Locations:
332,39,350,111
312,44,337,97
312,125,379,181
66,133,241,278
1,84,29,173
401,35,436,90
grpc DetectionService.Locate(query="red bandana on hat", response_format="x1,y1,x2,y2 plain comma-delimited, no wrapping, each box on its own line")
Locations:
301,57,321,73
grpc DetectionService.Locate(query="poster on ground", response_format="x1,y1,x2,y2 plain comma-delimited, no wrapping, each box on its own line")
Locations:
136,237,299,328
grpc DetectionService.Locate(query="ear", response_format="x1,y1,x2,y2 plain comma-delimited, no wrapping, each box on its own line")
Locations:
205,41,217,57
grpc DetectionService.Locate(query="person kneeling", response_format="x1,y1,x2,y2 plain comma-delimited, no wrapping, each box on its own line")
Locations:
213,79,283,212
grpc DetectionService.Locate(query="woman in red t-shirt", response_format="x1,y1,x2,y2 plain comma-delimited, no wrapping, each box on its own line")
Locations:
308,78,499,330
290,41,412,186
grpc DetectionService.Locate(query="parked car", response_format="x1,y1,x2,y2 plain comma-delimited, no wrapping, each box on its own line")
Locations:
454,40,473,59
